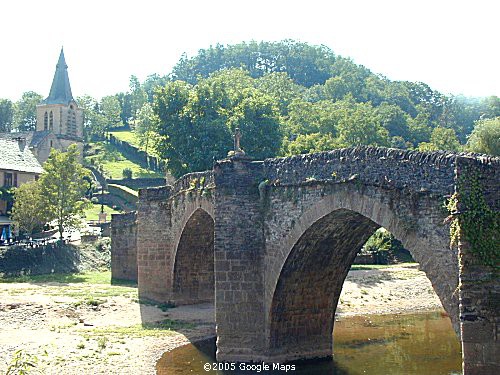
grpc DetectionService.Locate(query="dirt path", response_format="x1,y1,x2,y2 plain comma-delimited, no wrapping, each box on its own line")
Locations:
0,264,443,374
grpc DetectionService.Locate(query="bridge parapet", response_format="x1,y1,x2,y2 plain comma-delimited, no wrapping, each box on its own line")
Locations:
264,146,461,196
171,171,214,196
138,185,172,201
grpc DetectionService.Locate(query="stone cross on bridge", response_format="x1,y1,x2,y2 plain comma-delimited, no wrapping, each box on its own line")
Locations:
111,146,499,374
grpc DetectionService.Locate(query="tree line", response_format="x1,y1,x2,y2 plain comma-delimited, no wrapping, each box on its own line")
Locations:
1,40,498,178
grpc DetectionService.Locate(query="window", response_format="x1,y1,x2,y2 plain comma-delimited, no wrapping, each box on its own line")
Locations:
44,112,48,130
68,108,77,136
14,173,17,187
50,140,53,147
4,173,13,187
49,111,54,131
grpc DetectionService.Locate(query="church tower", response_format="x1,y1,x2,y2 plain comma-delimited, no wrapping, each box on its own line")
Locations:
36,48,84,154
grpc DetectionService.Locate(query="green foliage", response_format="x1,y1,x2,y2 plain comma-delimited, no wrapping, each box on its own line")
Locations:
11,182,47,235
0,98,14,132
418,127,461,152
135,102,157,154
154,70,281,177
100,95,123,131
0,271,112,284
362,228,412,264
122,167,133,179
97,336,108,351
13,91,43,131
39,145,92,240
129,75,147,123
5,349,38,375
84,142,162,179
466,117,500,156
171,40,337,87
75,40,500,178
335,100,389,147
77,95,107,141
84,203,121,222
447,167,499,266
283,133,340,155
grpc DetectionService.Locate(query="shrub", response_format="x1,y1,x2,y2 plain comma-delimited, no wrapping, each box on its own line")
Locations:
122,168,133,179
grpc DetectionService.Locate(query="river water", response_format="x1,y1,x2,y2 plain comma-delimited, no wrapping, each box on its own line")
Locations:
157,311,462,374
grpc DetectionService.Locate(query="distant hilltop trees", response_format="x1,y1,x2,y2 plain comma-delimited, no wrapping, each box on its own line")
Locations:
2,40,498,178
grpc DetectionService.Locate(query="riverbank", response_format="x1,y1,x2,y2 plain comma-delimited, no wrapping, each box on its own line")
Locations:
0,264,444,374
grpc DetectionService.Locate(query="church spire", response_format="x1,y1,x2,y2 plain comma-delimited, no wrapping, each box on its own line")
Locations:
44,47,74,105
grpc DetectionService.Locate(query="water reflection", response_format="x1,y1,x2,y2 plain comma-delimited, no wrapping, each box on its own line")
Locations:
157,311,461,374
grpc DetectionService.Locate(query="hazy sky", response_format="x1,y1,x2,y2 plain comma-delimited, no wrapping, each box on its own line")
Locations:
1,0,498,101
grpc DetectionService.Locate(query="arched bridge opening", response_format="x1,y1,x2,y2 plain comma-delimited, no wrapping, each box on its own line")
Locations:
269,208,379,360
173,208,215,305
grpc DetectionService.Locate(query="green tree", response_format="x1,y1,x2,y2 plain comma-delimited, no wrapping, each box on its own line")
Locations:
11,182,47,236
39,145,91,240
154,70,282,177
227,90,282,160
136,102,157,154
336,100,389,147
129,75,147,124
115,92,132,126
418,127,461,152
375,103,410,139
100,95,122,133
0,98,14,132
256,72,303,115
466,117,500,156
142,73,169,102
283,133,340,156
13,91,43,131
77,95,107,140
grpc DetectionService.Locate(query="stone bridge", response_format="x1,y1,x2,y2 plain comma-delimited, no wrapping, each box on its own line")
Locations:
112,147,499,374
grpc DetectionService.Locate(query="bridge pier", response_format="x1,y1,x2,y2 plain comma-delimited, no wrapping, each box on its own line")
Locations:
213,157,268,362
131,147,499,373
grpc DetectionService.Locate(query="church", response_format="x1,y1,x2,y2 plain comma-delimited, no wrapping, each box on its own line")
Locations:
0,49,84,227
0,48,84,166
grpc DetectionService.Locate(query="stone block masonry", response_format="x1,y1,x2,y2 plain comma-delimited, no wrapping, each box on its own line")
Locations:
110,211,138,282
126,146,499,373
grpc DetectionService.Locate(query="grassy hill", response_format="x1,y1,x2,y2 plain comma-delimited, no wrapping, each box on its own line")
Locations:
84,141,163,180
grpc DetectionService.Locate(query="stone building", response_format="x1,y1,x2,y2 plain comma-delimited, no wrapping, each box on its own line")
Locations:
34,47,84,162
0,137,43,238
0,48,84,165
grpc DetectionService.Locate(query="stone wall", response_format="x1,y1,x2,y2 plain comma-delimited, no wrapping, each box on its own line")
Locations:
133,147,499,372
263,147,457,194
455,155,499,375
108,134,166,173
136,175,215,304
110,212,138,282
213,158,266,362
107,177,167,190
136,186,172,301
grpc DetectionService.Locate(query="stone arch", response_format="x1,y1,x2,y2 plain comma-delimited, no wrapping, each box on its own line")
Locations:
265,187,459,362
172,204,215,305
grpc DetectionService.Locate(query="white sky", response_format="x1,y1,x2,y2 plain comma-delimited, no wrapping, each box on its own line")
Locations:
0,0,499,101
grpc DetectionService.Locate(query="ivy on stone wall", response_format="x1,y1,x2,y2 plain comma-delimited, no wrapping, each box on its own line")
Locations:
447,166,499,267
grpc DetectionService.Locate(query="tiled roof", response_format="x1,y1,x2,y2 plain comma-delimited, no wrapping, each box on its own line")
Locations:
0,131,50,148
44,48,74,105
0,138,43,174
30,131,51,146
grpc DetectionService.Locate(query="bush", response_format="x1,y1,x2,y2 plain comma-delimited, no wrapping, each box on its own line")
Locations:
362,228,414,264
122,168,133,179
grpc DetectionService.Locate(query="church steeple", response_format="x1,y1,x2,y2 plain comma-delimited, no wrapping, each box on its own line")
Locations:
44,47,74,105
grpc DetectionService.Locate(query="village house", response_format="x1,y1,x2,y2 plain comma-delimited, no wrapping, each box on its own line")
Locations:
0,137,44,240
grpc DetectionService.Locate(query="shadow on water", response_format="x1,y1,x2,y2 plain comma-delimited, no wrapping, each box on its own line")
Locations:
156,311,462,375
